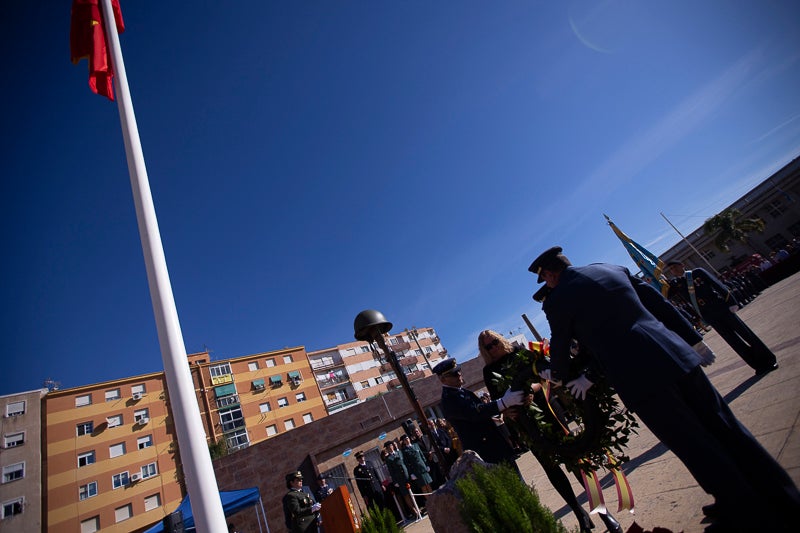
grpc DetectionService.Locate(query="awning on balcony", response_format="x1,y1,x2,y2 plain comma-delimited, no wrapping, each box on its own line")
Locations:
252,379,265,389
214,384,237,398
287,371,301,380
269,375,283,385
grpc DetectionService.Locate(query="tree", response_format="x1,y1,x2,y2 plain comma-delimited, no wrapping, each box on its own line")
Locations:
703,208,765,253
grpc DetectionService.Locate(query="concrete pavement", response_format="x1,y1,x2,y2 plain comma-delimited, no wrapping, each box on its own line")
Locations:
405,271,800,532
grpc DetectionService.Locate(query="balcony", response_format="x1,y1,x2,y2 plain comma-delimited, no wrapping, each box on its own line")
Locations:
398,355,419,367
390,341,411,352
317,375,349,389
326,398,360,413
310,356,345,370
216,395,240,409
407,370,426,382
210,373,234,386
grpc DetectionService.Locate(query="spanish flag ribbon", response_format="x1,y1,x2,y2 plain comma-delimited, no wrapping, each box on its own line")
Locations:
606,451,635,513
579,462,607,514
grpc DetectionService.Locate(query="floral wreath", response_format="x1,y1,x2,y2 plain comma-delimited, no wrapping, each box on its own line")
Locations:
488,341,638,474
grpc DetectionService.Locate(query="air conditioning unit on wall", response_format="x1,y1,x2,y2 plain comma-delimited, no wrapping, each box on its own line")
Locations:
130,474,141,482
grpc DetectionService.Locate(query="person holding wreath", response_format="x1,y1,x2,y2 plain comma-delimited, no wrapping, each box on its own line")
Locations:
479,329,622,533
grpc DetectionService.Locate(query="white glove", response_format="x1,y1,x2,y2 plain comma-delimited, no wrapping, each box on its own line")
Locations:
566,375,593,400
410,474,417,480
311,503,322,512
538,369,552,381
692,341,716,366
498,388,524,410
729,305,740,313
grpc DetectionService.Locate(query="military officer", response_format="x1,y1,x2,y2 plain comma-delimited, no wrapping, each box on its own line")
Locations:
282,471,321,533
353,450,385,510
433,358,524,469
666,260,778,375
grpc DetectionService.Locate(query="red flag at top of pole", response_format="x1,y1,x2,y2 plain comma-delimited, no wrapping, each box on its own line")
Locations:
70,0,125,101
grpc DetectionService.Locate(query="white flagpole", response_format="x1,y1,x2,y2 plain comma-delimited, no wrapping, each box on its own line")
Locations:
98,1,228,531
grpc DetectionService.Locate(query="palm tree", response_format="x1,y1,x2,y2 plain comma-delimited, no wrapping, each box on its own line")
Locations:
703,208,765,253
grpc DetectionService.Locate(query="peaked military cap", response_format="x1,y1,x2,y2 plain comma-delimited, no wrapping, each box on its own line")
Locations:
528,246,566,283
285,471,303,483
433,358,461,376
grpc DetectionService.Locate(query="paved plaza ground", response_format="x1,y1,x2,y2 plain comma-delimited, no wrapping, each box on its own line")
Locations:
405,271,800,532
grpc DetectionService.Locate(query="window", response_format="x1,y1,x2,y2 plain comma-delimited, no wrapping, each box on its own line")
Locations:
375,376,384,384
134,409,150,424
766,199,787,218
259,402,271,413
4,432,24,448
144,493,162,512
360,380,369,388
131,384,146,395
106,414,123,428
699,249,716,261
115,503,132,522
75,395,92,407
81,516,100,533
5,401,25,417
248,362,259,371
225,429,250,451
266,425,278,436
2,463,24,483
283,355,293,364
270,375,283,387
105,389,121,401
77,421,94,436
112,472,130,489
361,345,370,353
303,413,313,424
295,392,307,402
765,233,788,250
284,419,295,430
1,497,23,518
141,462,158,479
220,407,245,432
425,346,433,353
109,442,126,458
78,451,96,468
266,358,276,367
210,363,232,378
277,397,289,408
138,435,153,449
79,481,98,500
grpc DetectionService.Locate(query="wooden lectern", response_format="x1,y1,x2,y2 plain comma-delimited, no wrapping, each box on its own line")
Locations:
319,485,360,533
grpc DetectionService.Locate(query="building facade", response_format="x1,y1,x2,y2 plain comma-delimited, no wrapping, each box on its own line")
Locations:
308,327,448,414
1,389,48,532
660,156,800,272
42,345,326,532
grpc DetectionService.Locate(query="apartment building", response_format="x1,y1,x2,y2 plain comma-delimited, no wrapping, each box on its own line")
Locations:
308,327,448,413
1,388,48,532
43,345,325,532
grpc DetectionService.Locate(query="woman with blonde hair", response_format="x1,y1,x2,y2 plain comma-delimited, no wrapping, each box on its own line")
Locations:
478,329,621,533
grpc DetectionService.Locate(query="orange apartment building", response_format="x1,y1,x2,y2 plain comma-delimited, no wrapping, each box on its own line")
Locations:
43,345,326,532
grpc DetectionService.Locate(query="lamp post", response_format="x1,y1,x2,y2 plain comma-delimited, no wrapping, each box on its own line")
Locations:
354,310,449,481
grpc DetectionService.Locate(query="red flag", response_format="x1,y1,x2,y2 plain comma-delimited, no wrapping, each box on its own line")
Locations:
70,0,125,101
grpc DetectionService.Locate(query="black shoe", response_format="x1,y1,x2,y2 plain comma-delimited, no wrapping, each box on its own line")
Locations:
755,362,779,376
598,512,623,533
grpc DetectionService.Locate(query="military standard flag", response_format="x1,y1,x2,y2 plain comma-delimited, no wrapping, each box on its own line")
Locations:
604,214,670,296
70,0,125,100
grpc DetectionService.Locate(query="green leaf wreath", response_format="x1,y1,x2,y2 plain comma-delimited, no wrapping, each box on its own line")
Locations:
489,346,638,474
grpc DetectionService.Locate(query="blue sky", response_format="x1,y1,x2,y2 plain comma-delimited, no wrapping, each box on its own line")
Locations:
2,1,799,395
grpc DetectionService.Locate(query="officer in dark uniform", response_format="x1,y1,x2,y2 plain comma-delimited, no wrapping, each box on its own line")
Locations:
433,359,525,469
530,246,800,531
282,471,320,533
666,260,778,375
353,450,385,510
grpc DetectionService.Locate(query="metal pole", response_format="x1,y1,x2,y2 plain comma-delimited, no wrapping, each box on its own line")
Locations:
405,328,434,372
522,313,543,342
373,335,449,481
660,212,721,276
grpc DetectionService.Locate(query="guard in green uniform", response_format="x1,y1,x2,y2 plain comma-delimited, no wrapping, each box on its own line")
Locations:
282,471,320,533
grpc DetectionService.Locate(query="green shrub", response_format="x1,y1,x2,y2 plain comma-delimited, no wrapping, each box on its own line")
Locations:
360,504,401,533
456,463,568,533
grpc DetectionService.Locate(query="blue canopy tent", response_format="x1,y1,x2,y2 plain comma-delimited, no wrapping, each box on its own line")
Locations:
143,487,269,533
